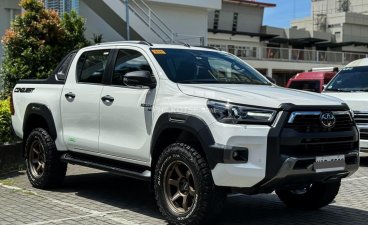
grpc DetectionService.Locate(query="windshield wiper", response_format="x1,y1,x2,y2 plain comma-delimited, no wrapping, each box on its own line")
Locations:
325,88,355,92
178,79,221,84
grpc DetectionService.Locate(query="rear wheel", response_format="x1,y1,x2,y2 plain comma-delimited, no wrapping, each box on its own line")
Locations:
276,181,341,210
25,128,67,189
154,143,226,225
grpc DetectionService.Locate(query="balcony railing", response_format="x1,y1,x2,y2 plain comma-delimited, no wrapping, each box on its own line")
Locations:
210,45,368,65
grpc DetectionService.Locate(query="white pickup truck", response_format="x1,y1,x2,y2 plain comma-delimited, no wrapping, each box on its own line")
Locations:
11,41,359,225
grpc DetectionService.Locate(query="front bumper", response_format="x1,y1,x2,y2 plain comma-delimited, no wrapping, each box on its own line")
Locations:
210,104,360,193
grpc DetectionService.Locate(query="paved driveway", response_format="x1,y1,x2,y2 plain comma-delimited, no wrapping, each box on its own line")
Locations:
1,158,368,225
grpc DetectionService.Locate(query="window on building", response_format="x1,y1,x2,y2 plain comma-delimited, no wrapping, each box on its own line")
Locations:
112,49,152,86
213,10,220,30
335,31,341,40
232,12,238,33
77,50,110,84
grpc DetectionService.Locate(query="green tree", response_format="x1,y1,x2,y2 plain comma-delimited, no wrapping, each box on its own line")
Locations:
0,0,90,96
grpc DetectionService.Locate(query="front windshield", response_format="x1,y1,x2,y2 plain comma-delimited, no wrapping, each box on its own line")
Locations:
151,48,270,85
326,66,368,92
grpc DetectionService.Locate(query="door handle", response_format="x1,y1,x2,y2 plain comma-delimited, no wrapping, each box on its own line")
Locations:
65,92,76,99
101,95,114,103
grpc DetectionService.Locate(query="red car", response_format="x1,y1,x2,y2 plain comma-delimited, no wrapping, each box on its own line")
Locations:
286,67,338,93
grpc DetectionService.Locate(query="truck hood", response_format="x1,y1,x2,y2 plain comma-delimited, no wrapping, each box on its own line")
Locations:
323,92,368,112
178,84,343,108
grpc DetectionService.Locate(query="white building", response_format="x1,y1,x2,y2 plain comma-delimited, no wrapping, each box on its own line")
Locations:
207,0,368,85
79,0,221,46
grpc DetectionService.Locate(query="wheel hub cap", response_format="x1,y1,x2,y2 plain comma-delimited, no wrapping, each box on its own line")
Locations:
164,161,197,214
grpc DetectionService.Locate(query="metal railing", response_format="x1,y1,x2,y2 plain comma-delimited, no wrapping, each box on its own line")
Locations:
122,0,205,45
211,45,368,65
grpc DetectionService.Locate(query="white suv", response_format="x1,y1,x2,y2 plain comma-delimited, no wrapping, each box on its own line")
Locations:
11,41,359,225
323,58,368,152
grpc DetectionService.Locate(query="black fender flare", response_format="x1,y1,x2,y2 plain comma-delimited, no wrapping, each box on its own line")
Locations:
151,113,224,169
23,103,57,140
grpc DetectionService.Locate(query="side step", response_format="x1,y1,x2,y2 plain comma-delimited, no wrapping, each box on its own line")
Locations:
61,153,151,181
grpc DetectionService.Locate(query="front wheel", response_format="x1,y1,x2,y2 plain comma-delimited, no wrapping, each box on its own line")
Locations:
276,181,341,210
25,128,67,189
154,143,226,225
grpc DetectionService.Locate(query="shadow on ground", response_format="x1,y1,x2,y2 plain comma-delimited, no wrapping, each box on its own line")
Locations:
47,171,368,225
359,156,368,167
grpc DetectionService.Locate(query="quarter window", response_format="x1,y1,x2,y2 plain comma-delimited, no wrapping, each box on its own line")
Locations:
112,49,152,86
77,50,110,84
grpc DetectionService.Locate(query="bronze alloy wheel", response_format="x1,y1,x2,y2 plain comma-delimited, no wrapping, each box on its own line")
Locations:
28,137,46,178
163,160,197,215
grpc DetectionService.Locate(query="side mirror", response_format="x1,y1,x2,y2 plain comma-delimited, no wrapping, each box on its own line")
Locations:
56,71,66,81
322,84,327,90
124,71,156,89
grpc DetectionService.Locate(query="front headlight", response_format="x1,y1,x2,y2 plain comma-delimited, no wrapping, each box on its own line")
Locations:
207,100,277,125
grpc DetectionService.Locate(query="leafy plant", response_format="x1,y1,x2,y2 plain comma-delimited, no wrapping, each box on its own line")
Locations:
0,99,13,144
93,33,103,44
0,0,90,95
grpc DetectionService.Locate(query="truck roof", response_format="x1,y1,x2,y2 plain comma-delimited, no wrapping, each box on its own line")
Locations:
84,41,219,52
290,71,336,81
346,58,368,67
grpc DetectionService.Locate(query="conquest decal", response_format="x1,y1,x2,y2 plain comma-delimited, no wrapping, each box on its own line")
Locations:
14,88,35,93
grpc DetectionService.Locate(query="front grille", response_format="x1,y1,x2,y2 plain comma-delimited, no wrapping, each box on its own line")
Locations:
360,129,368,140
280,142,358,157
280,110,358,157
354,113,368,124
285,111,354,133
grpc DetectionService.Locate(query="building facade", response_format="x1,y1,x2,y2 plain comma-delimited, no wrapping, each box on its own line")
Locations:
79,0,221,45
43,0,79,14
208,0,368,86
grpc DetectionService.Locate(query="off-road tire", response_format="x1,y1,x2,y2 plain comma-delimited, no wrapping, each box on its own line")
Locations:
25,128,67,189
276,181,341,210
154,143,226,225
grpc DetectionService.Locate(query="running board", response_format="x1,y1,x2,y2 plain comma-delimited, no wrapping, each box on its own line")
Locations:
61,153,151,181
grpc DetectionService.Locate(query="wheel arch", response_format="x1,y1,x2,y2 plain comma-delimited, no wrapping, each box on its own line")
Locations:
23,103,57,145
151,113,221,171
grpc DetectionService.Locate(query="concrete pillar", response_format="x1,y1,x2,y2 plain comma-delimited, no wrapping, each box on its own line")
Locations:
267,68,273,77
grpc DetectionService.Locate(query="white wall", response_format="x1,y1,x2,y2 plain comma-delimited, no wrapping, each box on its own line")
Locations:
79,0,124,42
208,33,261,48
149,0,221,10
146,1,210,45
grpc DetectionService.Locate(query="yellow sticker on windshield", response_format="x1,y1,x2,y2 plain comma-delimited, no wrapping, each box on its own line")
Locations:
151,49,166,55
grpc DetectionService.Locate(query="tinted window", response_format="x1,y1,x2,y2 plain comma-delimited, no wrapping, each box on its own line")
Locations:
112,49,152,86
326,66,368,92
77,50,110,84
289,80,321,93
151,48,270,85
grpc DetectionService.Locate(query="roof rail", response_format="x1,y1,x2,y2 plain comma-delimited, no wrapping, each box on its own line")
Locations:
95,40,153,46
196,46,220,51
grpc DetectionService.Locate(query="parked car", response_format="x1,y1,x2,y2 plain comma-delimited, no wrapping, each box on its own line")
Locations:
286,67,338,93
11,41,359,225
323,58,368,153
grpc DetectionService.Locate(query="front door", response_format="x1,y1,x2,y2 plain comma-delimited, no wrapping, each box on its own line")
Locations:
61,49,111,152
99,48,156,162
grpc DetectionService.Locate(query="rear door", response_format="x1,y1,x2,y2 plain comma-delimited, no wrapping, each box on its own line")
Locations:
98,47,156,162
61,49,111,152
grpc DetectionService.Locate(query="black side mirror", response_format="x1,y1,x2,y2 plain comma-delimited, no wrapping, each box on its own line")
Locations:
124,71,156,89
56,71,66,81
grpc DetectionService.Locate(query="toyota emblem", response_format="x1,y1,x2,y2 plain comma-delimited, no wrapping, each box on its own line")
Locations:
320,112,336,128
